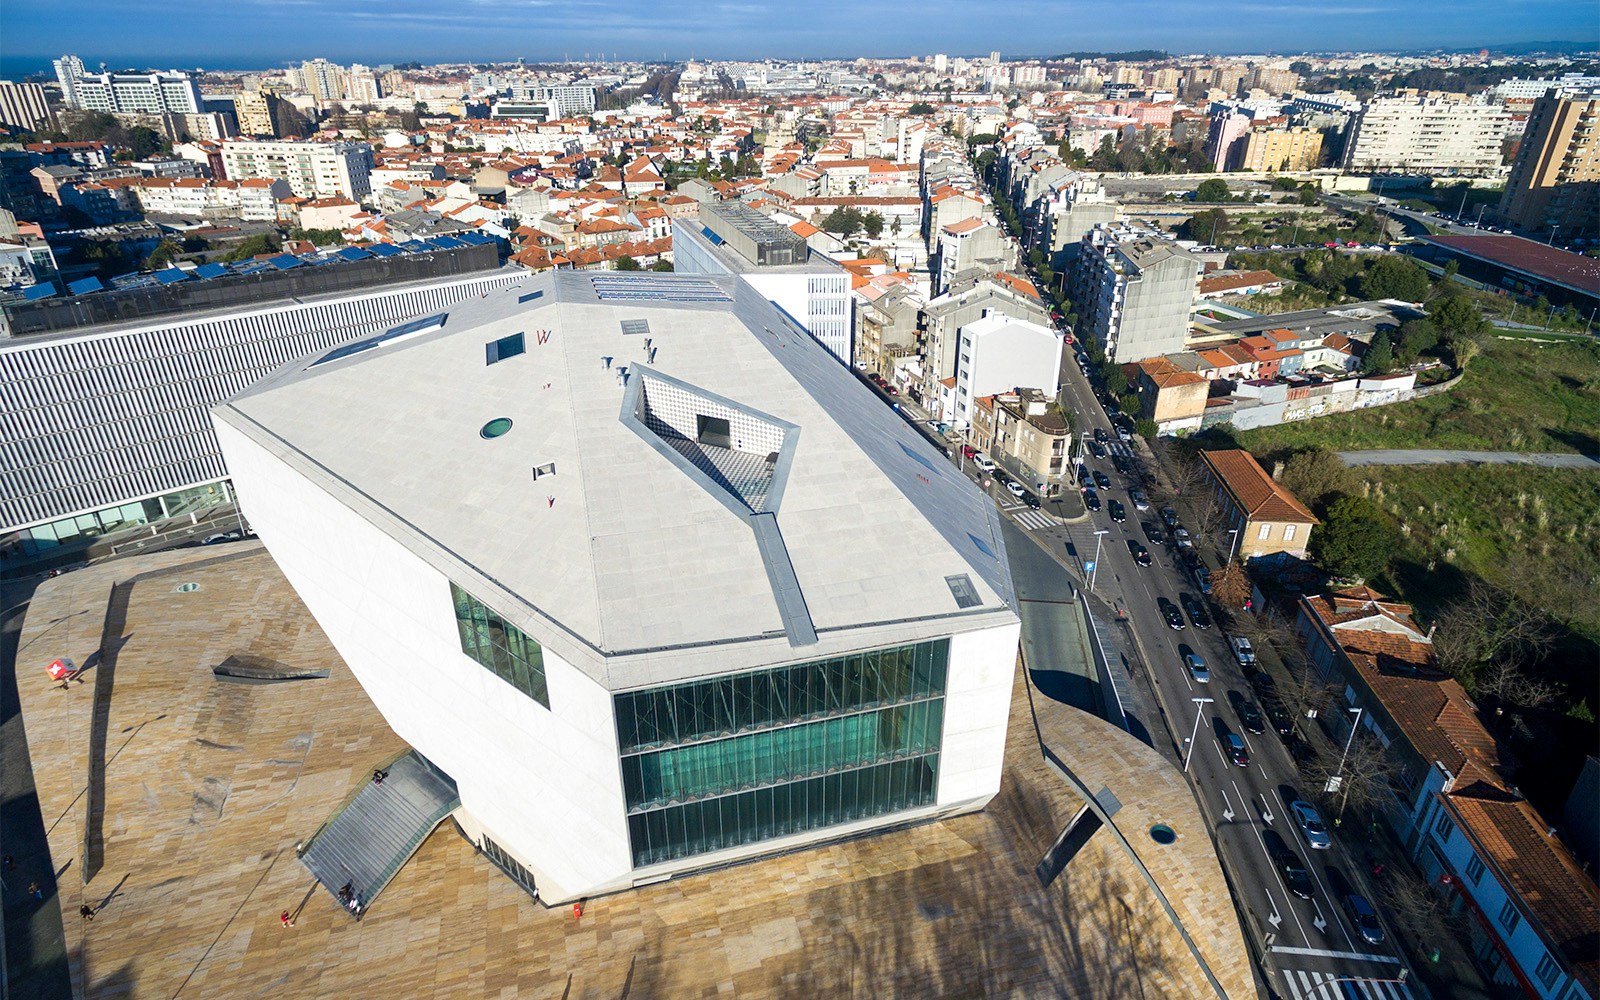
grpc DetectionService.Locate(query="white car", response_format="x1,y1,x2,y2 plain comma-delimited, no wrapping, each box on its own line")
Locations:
1006,481,1027,498
1290,800,1332,850
974,455,996,473
1229,635,1256,667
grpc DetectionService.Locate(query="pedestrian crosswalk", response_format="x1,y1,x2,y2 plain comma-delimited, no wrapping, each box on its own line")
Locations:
1282,968,1412,1000
1011,509,1059,531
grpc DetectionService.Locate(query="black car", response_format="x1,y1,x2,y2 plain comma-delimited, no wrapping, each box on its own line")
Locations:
1023,492,1042,509
1142,521,1164,544
1160,506,1180,529
1108,499,1126,523
1112,455,1131,475
1094,428,1109,443
1077,465,1092,487
1180,592,1212,630
1129,541,1152,566
1236,699,1265,735
1094,470,1112,490
1088,441,1107,459
1180,549,1203,571
1273,842,1316,899
1250,670,1277,700
1159,598,1186,630
1083,489,1101,512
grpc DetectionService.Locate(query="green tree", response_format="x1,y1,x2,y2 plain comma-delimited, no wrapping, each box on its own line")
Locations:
223,232,281,262
1361,331,1395,374
1182,207,1230,243
1101,361,1128,396
821,206,865,237
1427,294,1488,342
1359,256,1430,302
1135,418,1159,440
1194,178,1231,203
1272,176,1301,191
1297,184,1319,206
1311,496,1396,581
1394,319,1439,364
862,211,885,239
614,254,641,270
650,259,674,272
1118,393,1142,417
143,238,183,271
1278,448,1358,513
907,101,936,115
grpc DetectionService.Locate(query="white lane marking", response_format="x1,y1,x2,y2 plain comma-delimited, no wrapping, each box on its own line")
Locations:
1251,826,1310,942
1268,945,1404,963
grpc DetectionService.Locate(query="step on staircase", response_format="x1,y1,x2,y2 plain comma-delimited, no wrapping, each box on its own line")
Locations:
299,751,459,918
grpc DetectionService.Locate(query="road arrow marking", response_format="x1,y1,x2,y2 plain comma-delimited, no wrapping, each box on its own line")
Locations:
1260,793,1276,825
1219,785,1236,822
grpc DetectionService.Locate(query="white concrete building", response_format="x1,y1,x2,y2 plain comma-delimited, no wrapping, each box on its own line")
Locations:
212,271,1019,904
221,139,375,201
53,55,203,115
950,311,1063,427
130,177,290,221
1343,96,1513,176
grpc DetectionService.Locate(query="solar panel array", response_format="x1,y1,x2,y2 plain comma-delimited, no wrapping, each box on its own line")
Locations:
60,233,501,299
589,275,730,303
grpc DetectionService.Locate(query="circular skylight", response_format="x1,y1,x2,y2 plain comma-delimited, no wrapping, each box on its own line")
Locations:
480,418,513,439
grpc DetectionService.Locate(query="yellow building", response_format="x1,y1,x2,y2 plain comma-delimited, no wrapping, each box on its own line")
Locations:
1499,92,1600,238
1239,127,1324,172
1199,450,1318,562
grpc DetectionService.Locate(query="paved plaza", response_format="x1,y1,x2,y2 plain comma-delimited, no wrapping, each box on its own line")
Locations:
13,545,1252,999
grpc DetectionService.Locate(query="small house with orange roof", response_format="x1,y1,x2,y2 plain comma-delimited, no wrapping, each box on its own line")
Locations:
1197,449,1317,561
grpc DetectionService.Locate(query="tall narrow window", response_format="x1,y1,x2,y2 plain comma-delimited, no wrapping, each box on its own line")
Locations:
450,582,548,708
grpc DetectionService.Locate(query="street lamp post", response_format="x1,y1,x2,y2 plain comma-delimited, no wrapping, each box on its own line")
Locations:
1333,706,1365,819
1088,529,1110,592
1474,204,1487,228
1184,697,1215,773
1549,224,1560,246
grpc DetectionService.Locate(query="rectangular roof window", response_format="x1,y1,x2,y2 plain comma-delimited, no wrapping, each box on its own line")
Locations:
620,319,650,336
945,574,981,609
486,332,525,365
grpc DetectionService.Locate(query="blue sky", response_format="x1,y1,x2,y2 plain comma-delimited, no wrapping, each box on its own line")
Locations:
2,0,1593,76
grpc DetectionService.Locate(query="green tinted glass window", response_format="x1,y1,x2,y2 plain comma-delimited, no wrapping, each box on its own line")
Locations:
449,582,548,709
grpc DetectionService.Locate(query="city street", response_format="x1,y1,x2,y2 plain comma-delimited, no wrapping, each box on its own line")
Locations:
919,305,1421,999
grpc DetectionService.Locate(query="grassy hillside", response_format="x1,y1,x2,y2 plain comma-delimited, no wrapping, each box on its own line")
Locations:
1232,335,1600,456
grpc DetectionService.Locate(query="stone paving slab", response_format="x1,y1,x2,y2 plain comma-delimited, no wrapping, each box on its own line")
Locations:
17,545,1246,999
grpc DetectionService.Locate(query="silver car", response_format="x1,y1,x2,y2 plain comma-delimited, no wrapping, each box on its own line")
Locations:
1290,799,1331,850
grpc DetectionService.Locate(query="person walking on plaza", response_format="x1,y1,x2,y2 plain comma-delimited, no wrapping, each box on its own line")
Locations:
280,910,295,928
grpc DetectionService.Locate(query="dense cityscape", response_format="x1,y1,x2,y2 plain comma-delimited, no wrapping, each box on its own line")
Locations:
0,13,1597,1000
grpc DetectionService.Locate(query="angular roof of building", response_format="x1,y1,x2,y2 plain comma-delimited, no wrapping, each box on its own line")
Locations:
216,272,1016,690
1199,449,1318,524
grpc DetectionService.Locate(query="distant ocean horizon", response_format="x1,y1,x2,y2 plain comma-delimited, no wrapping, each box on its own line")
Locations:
1,54,287,80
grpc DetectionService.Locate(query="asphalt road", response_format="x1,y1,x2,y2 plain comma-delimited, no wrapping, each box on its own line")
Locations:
1339,449,1600,469
948,280,1423,999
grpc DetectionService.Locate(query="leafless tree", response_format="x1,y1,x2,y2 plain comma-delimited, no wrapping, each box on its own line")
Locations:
1301,731,1394,817
1432,580,1555,707
1372,860,1468,955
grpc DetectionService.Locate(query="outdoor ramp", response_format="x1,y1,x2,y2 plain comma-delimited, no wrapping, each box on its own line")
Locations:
299,751,460,917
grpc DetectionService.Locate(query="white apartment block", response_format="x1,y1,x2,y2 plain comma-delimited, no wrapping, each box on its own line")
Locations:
1343,96,1513,176
53,55,203,116
950,312,1063,427
131,177,291,221
541,84,597,118
0,82,52,132
221,139,374,201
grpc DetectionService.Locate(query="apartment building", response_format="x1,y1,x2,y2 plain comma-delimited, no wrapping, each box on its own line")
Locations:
53,55,204,116
221,139,374,200
129,176,290,221
935,218,1013,295
1343,96,1513,176
971,387,1073,493
0,82,53,132
1070,225,1197,363
1238,126,1324,172
920,271,1051,394
948,311,1062,428
1498,91,1600,239
232,91,283,137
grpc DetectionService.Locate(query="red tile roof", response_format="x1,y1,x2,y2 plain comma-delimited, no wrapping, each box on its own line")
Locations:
1199,450,1318,524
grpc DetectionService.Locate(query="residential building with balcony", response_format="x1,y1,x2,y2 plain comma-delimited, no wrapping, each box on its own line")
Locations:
1070,225,1197,363
1498,91,1600,239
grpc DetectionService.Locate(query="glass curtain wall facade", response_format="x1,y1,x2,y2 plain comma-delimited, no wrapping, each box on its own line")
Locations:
450,583,549,709
616,638,948,867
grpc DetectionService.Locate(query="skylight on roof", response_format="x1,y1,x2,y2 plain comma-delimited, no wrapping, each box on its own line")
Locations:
486,332,525,365
310,312,448,368
945,574,981,609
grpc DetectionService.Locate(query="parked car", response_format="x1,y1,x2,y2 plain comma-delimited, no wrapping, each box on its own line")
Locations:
1342,893,1386,945
1229,635,1257,667
1108,499,1126,523
1184,651,1210,683
1191,564,1213,595
1290,800,1332,850
1142,521,1165,544
1083,490,1101,512
1160,506,1180,529
1077,465,1092,487
201,532,241,545
1130,489,1149,511
1223,732,1249,766
1159,598,1186,630
974,456,996,472
1007,481,1027,498
1180,592,1212,629
1267,700,1296,738
1173,527,1193,550
961,445,978,459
